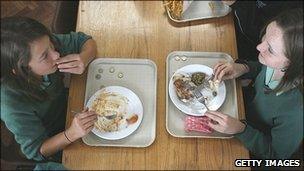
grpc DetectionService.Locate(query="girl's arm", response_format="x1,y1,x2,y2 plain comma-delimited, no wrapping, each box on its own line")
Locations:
39,131,72,157
79,38,97,68
206,109,303,159
40,109,97,158
56,38,97,74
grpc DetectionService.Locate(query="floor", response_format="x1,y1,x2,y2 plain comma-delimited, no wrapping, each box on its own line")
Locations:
1,1,58,28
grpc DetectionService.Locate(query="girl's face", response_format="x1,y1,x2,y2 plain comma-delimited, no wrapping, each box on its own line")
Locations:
28,35,60,76
256,21,290,69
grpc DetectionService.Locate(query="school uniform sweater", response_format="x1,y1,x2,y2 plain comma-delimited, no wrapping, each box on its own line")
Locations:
235,61,303,159
1,32,92,161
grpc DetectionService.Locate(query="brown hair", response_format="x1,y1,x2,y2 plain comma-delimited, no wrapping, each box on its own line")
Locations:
1,17,61,100
260,8,303,94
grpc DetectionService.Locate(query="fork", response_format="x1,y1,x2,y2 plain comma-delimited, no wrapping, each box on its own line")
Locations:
207,74,215,82
100,113,117,120
71,110,117,120
193,87,210,111
203,74,215,86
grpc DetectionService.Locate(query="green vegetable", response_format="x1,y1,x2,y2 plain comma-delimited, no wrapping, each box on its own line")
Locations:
191,72,206,86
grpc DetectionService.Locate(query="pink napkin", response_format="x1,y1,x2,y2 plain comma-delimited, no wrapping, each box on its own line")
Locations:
184,116,213,133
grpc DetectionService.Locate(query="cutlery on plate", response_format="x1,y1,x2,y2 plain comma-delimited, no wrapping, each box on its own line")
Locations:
193,85,210,111
71,110,117,120
193,88,219,125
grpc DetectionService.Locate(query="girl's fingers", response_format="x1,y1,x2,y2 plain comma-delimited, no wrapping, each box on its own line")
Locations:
207,122,224,132
82,107,89,112
85,125,94,132
204,112,225,125
207,110,228,119
58,61,81,69
207,122,221,130
213,63,225,77
84,121,95,130
214,64,227,81
56,54,79,64
59,67,82,74
78,111,96,119
213,62,225,72
217,67,231,82
81,115,97,125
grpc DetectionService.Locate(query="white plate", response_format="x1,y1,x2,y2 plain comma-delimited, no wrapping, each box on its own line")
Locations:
168,64,226,116
86,86,143,140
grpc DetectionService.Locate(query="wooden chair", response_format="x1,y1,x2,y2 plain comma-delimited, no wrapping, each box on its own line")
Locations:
51,1,79,34
1,121,36,170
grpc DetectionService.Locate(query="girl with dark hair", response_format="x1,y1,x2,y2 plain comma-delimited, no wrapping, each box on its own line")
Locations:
1,17,98,161
205,8,303,159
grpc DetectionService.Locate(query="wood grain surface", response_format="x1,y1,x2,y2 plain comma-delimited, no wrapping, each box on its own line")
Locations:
62,1,249,170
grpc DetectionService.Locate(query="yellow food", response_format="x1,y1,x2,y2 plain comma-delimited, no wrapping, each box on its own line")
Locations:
90,92,129,132
164,0,183,19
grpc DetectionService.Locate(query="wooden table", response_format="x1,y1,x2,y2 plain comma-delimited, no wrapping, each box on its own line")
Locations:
62,1,249,170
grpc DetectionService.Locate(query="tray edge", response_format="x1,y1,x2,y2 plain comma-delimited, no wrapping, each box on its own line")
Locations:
83,58,158,147
165,51,237,138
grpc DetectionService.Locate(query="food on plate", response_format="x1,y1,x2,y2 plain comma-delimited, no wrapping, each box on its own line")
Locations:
212,91,218,97
184,115,213,133
208,79,220,93
126,114,139,124
191,72,206,86
173,73,196,101
172,70,221,105
90,92,129,132
164,0,183,19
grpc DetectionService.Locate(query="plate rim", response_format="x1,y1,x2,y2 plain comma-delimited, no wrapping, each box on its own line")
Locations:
168,64,226,116
86,85,143,140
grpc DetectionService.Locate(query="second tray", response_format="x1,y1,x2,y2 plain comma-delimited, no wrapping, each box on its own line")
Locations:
165,1,231,23
166,51,238,138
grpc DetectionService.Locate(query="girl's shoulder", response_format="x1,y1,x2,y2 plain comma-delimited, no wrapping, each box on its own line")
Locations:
1,83,34,114
2,82,29,100
276,89,303,118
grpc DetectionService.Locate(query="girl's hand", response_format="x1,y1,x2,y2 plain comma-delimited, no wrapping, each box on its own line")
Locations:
213,62,249,82
65,108,97,142
56,54,86,74
205,111,245,134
